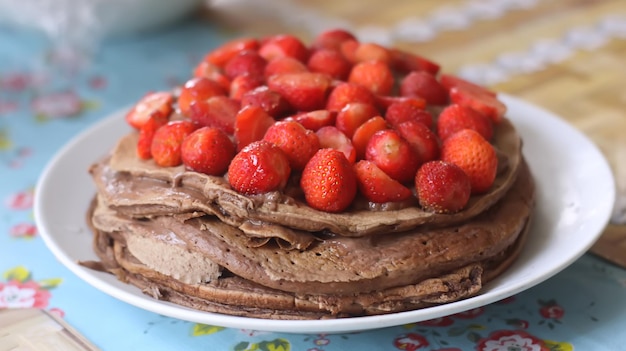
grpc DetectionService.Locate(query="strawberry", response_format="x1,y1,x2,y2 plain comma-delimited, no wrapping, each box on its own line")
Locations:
151,120,198,167
339,39,359,64
316,126,357,163
259,34,309,63
348,60,394,95
335,102,380,138
396,120,440,164
354,42,391,64
125,91,173,129
399,71,448,105
354,160,413,203
289,109,336,131
267,72,332,111
192,61,231,92
188,96,240,134
311,29,357,51
385,99,433,128
437,104,493,141
352,116,388,160
439,74,497,97
389,48,440,75
440,129,498,194
228,140,291,195
136,111,169,159
240,86,292,118
415,160,471,213
307,49,352,80
365,129,420,183
326,82,377,112
205,37,260,67
300,148,357,212
178,77,226,116
181,127,235,175
449,86,506,124
264,56,308,79
223,50,267,80
263,120,320,171
374,95,426,111
234,106,275,151
229,74,263,100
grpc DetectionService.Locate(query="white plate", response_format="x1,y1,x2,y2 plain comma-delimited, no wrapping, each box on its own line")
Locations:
34,95,615,334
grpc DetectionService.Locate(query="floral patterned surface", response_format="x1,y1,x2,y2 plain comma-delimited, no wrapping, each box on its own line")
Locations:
1,20,626,351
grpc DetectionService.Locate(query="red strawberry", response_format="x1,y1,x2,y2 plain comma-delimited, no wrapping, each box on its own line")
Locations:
136,111,169,159
259,34,309,63
449,86,506,123
440,129,498,194
316,126,357,163
354,42,392,64
439,74,497,97
339,39,359,63
151,120,198,167
263,120,320,171
125,91,173,129
229,74,264,100
205,37,260,67
181,127,235,175
416,160,471,213
188,96,240,134
326,82,377,112
267,72,332,111
348,60,394,95
264,56,308,79
400,71,448,105
307,49,352,80
234,105,275,151
389,48,440,75
335,102,379,138
223,50,267,80
365,129,420,183
352,116,388,160
385,99,433,128
354,160,413,203
437,104,493,141
290,109,336,131
396,120,440,164
178,77,226,116
192,61,231,92
374,95,427,111
311,29,357,51
300,148,357,212
240,86,292,118
228,140,291,195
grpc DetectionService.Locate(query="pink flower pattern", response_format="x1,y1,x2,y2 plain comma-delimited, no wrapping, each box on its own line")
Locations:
476,330,548,351
0,280,51,309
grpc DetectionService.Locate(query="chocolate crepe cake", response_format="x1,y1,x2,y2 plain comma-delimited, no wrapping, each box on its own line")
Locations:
83,30,535,319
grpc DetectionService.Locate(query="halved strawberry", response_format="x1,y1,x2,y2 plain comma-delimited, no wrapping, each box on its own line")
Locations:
301,148,357,212
352,116,388,160
449,86,506,123
181,127,235,175
439,74,497,97
267,72,332,111
192,61,231,92
263,120,320,171
188,96,240,134
228,140,291,195
178,77,226,116
437,104,493,141
234,105,275,151
316,126,357,163
264,56,309,79
396,120,440,164
229,74,264,100
151,120,198,167
389,48,440,75
307,49,352,80
205,37,260,67
259,34,309,63
223,50,267,80
354,43,391,64
385,99,433,128
365,129,420,184
374,95,427,111
125,91,173,130
354,160,413,203
136,111,169,159
311,29,357,51
240,86,292,118
326,82,377,112
290,109,336,131
335,102,380,138
416,160,471,213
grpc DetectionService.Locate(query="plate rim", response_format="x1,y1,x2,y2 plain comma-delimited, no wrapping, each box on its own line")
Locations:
34,94,616,334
